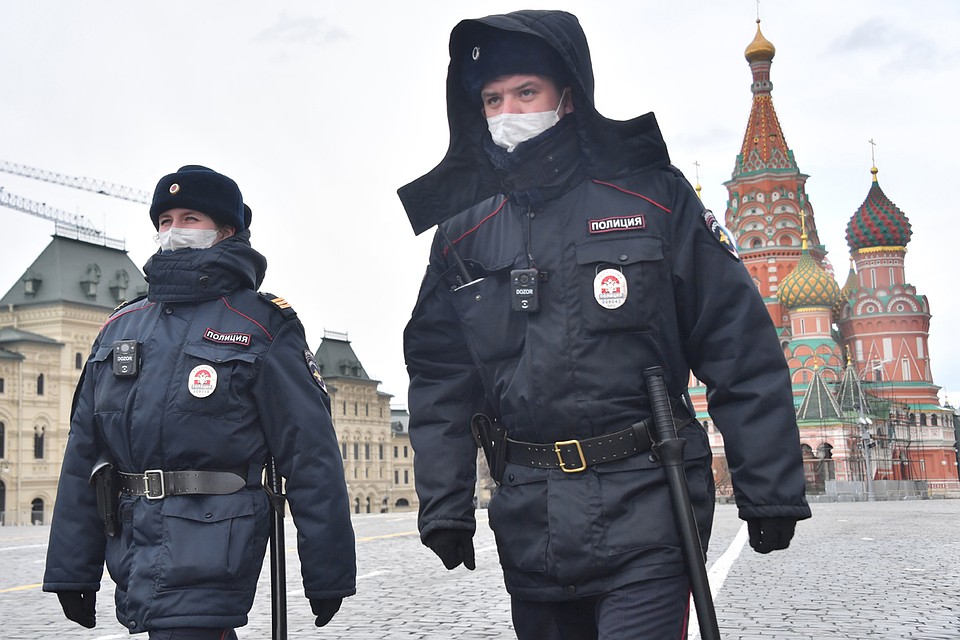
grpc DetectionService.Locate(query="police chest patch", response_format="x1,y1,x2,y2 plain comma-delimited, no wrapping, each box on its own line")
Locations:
303,349,327,392
588,214,645,234
203,328,252,347
702,209,740,260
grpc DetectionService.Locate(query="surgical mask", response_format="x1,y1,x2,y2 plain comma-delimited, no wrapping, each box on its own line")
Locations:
486,89,568,153
155,227,220,252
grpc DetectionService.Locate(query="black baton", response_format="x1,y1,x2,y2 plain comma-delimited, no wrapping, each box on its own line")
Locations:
265,456,288,640
643,366,721,640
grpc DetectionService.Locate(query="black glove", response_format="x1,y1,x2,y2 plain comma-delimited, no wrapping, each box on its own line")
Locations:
310,597,342,627
56,591,96,628
424,529,475,570
747,517,798,554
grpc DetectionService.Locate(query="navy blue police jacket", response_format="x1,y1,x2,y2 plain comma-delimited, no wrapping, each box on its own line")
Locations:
43,233,356,631
399,10,811,601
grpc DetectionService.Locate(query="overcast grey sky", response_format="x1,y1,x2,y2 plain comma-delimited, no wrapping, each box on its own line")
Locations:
2,1,958,407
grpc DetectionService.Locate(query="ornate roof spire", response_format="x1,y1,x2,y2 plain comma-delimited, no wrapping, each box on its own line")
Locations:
734,18,794,176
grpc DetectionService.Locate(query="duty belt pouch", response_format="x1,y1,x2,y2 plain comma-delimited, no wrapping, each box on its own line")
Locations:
90,455,119,537
471,413,507,485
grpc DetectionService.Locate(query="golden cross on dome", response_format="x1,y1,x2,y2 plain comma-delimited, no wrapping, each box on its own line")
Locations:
693,160,702,199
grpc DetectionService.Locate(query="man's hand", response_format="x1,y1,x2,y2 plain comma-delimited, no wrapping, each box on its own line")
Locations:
424,529,476,570
309,598,342,627
747,517,798,554
56,591,96,628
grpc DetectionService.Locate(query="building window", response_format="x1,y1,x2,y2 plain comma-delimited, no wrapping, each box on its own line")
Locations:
31,498,45,525
919,413,927,426
342,443,347,459
75,352,83,370
902,358,911,381
931,414,938,427
0,377,4,393
394,470,399,484
394,446,398,458
354,402,358,416
34,426,45,459
353,443,359,460
342,401,347,415
37,374,45,396
365,444,370,460
404,470,409,484
403,446,409,458
365,403,369,416
0,421,5,458
379,444,384,460
380,407,384,418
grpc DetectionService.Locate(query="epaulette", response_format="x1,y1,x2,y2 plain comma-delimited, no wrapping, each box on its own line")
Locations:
111,294,148,315
258,292,298,319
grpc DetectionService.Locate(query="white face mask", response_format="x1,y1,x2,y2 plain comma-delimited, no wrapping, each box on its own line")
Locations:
487,89,568,153
155,227,220,252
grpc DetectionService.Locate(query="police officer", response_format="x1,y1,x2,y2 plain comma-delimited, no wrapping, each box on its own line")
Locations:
398,11,811,640
44,165,356,638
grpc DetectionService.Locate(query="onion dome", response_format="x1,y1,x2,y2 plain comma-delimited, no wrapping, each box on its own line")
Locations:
832,259,858,322
846,166,912,251
777,236,841,310
745,19,776,63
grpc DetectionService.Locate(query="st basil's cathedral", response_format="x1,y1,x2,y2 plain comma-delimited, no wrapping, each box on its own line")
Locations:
688,20,960,499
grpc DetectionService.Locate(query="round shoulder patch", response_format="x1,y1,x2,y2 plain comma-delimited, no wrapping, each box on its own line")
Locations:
702,209,740,260
303,349,327,393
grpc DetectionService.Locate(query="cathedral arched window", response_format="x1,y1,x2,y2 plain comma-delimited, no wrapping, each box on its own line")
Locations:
36,374,45,396
919,413,927,426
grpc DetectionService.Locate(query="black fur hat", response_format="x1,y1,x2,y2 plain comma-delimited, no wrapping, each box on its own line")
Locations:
460,28,568,101
149,165,248,230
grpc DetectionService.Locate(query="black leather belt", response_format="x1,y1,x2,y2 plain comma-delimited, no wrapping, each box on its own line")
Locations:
504,417,687,473
118,470,246,499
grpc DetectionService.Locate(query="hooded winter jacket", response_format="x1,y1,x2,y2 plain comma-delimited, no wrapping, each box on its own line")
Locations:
43,233,356,632
400,10,810,601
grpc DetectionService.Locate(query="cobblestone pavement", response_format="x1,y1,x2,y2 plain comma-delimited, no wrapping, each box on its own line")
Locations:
1,500,958,639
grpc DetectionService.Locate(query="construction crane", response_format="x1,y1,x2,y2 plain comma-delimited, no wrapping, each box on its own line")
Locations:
1,160,150,204
1,160,149,249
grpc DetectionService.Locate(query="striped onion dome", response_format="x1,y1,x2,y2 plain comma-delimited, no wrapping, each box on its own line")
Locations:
846,167,912,251
777,241,841,310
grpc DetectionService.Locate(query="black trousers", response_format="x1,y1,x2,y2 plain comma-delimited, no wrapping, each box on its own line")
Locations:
147,629,239,640
511,574,690,640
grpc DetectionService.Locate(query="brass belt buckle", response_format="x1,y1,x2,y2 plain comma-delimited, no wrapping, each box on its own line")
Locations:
143,469,166,500
554,439,587,473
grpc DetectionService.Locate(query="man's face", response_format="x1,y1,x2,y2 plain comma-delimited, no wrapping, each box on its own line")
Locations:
480,74,573,119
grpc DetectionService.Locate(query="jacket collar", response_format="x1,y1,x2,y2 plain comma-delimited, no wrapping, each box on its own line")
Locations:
143,231,266,303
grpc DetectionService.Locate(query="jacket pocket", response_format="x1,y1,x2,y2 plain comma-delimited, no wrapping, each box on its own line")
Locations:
596,423,711,556
171,344,257,422
447,266,526,362
487,464,548,572
157,492,267,591
91,345,137,414
575,235,664,335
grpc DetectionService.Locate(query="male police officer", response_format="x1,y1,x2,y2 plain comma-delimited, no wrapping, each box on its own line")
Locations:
398,11,811,639
44,166,355,638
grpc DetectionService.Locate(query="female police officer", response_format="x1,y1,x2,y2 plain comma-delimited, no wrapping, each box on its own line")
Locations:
43,165,355,638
